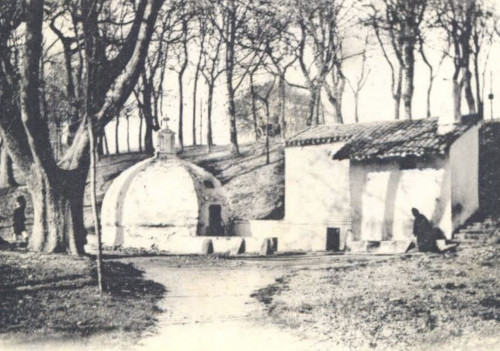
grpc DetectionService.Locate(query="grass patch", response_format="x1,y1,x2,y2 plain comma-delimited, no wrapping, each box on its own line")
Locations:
0,249,165,344
254,245,500,351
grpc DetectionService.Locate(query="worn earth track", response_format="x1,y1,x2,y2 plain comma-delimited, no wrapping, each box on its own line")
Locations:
2,253,391,351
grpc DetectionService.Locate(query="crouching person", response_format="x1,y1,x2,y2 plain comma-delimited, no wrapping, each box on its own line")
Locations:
411,208,458,254
13,196,28,243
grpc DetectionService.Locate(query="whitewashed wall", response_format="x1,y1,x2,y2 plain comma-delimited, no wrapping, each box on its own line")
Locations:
449,125,480,229
285,143,351,226
350,157,453,241
101,158,230,250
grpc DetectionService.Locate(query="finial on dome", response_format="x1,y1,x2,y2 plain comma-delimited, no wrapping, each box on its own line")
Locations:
156,116,176,158
161,117,171,130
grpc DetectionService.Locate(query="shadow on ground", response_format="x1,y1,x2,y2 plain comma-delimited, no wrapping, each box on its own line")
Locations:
0,250,165,342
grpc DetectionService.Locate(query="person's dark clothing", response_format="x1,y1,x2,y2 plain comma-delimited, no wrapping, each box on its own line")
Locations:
413,213,436,252
13,206,26,235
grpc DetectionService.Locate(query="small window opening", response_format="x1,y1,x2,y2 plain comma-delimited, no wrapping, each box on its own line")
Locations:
400,157,417,170
204,180,215,189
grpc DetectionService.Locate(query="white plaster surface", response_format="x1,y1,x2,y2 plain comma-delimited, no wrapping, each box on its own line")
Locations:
350,159,452,241
285,143,351,226
101,157,230,251
450,125,480,229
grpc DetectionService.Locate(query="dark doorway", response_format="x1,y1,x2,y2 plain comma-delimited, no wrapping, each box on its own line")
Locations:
206,204,223,236
326,228,340,251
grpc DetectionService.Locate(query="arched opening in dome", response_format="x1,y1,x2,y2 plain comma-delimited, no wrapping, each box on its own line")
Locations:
203,180,215,189
206,204,223,236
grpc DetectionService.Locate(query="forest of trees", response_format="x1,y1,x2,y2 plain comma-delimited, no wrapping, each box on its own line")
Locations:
0,0,499,254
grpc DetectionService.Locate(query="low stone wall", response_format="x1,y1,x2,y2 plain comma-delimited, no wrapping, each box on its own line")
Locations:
232,220,414,254
232,220,350,252
88,234,273,255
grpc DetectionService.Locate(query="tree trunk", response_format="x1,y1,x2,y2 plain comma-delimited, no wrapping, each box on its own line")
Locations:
307,87,317,126
463,68,476,115
192,53,202,146
207,83,214,151
393,67,403,120
225,1,239,155
326,77,345,124
453,79,462,121
0,146,17,188
402,45,414,120
114,115,120,154
278,74,286,140
102,133,109,155
142,81,155,154
126,115,130,153
473,51,483,118
425,78,433,118
192,77,198,146
226,72,239,155
315,89,321,125
354,93,360,123
27,167,87,255
138,109,143,152
249,73,258,140
178,72,184,152
265,99,270,164
0,0,165,257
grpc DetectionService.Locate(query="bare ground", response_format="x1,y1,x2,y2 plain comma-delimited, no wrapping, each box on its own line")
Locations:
254,243,500,351
1,244,499,351
0,249,165,350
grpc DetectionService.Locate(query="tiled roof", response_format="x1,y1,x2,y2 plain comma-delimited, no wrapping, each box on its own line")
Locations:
286,118,477,161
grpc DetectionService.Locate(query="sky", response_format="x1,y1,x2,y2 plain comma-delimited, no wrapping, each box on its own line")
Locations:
91,0,500,153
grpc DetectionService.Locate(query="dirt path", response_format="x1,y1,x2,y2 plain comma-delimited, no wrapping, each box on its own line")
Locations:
127,256,316,351
1,253,391,351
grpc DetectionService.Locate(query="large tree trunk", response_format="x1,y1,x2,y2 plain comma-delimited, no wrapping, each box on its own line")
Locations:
0,146,17,188
28,167,87,254
0,0,164,256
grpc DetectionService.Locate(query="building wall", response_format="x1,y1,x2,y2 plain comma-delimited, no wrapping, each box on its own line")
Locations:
285,143,351,226
282,143,351,250
232,220,349,252
101,158,231,250
449,125,480,229
350,157,453,241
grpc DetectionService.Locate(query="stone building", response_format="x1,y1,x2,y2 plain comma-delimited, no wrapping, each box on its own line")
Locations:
236,115,481,254
101,120,232,252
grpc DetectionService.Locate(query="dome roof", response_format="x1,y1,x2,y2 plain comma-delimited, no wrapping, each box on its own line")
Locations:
101,156,230,248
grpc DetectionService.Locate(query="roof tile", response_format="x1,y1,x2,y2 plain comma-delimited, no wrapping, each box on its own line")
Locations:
286,118,477,161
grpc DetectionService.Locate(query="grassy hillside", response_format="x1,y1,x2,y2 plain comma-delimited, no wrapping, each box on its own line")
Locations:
0,140,284,239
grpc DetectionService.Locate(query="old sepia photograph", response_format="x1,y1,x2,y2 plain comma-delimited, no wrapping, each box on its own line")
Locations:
0,0,499,350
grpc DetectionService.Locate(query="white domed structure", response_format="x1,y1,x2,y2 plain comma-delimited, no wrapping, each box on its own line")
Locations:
101,120,231,251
